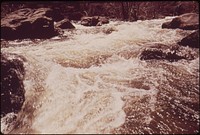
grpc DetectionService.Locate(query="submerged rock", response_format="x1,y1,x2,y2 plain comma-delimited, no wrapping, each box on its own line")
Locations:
81,16,109,26
1,53,26,117
139,44,196,62
178,30,199,48
1,8,59,40
162,13,199,30
140,48,184,62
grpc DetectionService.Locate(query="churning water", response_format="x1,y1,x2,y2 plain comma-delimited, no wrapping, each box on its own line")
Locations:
1,17,199,134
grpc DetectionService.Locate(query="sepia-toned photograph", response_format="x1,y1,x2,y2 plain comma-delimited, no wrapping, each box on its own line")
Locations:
1,1,199,134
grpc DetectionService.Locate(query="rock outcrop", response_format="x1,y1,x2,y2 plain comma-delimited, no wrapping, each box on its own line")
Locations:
81,16,109,26
178,30,199,48
162,13,199,30
1,8,69,40
1,53,26,117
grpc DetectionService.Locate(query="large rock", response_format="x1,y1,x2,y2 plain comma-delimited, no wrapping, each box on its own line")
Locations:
1,53,26,117
55,19,75,29
81,16,97,26
1,8,60,40
140,48,185,62
178,30,199,48
162,13,199,30
139,44,196,62
81,16,109,26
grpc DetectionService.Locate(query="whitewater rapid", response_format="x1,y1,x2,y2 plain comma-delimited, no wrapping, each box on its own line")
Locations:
1,17,199,134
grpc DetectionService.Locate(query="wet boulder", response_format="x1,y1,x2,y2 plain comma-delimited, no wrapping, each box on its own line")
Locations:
1,8,59,40
139,44,195,62
162,13,199,30
140,48,185,62
98,16,109,24
178,30,199,48
81,16,109,26
55,19,75,29
162,21,172,29
81,16,97,26
1,53,26,117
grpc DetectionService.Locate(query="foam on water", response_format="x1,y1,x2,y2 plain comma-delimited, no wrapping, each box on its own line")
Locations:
1,17,199,134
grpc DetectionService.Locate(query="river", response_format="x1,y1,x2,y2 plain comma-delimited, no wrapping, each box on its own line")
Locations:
1,17,199,134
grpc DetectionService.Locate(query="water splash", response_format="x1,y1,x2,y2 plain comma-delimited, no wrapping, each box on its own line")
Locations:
1,17,199,134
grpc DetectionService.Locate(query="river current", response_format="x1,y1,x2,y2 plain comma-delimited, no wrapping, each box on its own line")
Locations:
1,17,199,134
